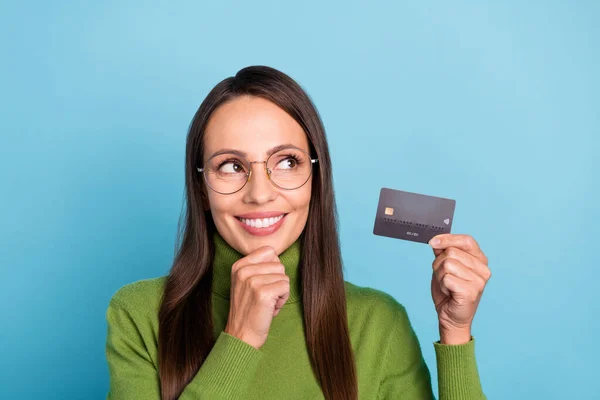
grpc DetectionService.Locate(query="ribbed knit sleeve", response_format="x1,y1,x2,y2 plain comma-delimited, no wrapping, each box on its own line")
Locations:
186,331,263,397
375,301,486,400
105,298,263,399
376,303,436,399
434,338,486,400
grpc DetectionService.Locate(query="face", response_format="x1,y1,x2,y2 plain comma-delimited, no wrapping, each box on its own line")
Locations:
201,95,313,256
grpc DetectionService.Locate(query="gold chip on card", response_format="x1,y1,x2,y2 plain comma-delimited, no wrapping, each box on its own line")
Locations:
384,207,394,215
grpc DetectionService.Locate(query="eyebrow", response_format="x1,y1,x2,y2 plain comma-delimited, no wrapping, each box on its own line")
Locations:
207,144,305,160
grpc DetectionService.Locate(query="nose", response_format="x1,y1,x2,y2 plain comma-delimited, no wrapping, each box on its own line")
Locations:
243,162,277,205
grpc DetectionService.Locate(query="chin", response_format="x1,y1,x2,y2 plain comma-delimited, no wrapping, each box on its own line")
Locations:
217,211,302,255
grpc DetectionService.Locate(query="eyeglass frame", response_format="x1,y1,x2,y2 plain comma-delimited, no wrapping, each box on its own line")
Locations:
196,149,318,195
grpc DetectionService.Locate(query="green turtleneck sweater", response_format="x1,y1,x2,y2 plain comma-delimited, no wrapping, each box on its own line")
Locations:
105,232,485,399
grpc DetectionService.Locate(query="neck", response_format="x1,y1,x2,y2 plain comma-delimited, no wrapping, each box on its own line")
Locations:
211,230,302,303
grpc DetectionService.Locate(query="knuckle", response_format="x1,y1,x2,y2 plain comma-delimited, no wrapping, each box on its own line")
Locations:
258,290,273,302
436,265,447,277
465,235,476,247
277,277,289,287
442,274,452,285
235,266,248,281
443,258,458,270
231,260,241,274
445,247,458,258
247,275,260,290
485,268,492,280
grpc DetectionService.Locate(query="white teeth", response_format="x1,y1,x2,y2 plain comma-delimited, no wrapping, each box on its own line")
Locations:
239,214,284,228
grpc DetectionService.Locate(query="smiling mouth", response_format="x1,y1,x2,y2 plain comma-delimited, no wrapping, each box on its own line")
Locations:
235,213,288,229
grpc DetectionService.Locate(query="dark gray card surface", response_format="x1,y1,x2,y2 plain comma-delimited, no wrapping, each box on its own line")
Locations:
373,187,456,244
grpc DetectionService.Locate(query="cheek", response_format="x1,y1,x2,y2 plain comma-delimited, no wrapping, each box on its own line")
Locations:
288,185,311,235
207,193,239,217
291,183,312,214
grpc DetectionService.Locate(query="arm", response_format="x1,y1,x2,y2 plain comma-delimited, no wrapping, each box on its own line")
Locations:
376,305,486,400
376,304,435,400
434,337,486,400
105,299,263,399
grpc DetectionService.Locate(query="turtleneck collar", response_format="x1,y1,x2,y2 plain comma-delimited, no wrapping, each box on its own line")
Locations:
211,230,302,303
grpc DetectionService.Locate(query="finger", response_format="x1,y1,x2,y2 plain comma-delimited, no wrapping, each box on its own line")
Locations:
435,262,487,300
262,280,291,303
434,259,480,296
233,263,286,282
232,246,280,273
432,247,490,281
441,272,486,306
441,272,470,297
434,257,476,282
429,234,486,262
273,291,290,315
245,273,290,292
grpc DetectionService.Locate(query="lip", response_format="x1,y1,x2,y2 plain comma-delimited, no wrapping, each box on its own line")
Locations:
235,213,288,237
236,211,287,219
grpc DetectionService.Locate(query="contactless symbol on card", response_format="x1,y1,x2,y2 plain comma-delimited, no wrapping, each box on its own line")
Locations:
373,188,456,244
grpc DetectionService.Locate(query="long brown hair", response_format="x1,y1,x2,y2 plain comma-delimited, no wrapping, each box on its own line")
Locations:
158,65,358,399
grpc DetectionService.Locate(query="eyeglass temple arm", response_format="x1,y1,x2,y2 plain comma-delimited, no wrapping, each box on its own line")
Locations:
197,158,318,173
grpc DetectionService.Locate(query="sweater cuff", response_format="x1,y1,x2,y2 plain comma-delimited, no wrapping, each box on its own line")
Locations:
190,331,263,398
433,337,484,399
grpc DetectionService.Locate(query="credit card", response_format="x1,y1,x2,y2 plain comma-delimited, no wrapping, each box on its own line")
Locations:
373,188,456,244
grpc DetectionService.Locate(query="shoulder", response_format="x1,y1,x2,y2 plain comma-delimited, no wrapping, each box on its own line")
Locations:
107,275,168,316
343,281,425,363
343,281,412,329
344,280,407,313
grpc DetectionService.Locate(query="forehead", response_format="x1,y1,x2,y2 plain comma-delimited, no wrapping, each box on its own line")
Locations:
203,96,309,160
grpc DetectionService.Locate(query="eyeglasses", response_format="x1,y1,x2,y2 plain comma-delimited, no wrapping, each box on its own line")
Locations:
197,148,318,195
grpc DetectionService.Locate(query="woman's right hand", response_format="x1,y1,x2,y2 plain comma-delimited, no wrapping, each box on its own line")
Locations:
224,245,290,350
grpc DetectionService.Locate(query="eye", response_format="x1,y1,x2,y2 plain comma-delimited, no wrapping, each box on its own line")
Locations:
277,156,299,169
219,161,245,174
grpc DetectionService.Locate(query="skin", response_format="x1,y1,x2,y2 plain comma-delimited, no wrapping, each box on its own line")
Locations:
429,234,492,344
200,95,313,349
201,95,312,256
201,94,492,346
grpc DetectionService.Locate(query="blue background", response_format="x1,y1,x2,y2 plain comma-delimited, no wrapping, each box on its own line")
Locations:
1,1,598,398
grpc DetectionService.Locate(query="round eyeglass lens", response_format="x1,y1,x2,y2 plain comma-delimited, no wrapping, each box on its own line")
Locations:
202,148,313,194
267,148,313,190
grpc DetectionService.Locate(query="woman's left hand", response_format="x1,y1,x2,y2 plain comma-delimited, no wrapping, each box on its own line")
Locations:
428,233,491,345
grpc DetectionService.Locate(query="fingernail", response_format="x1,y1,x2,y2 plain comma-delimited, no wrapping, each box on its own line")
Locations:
429,238,440,247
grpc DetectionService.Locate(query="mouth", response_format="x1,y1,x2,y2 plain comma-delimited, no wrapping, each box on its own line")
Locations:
234,213,289,236
235,213,288,228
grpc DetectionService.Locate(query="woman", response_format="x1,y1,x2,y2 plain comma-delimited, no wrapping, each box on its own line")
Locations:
105,66,491,400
